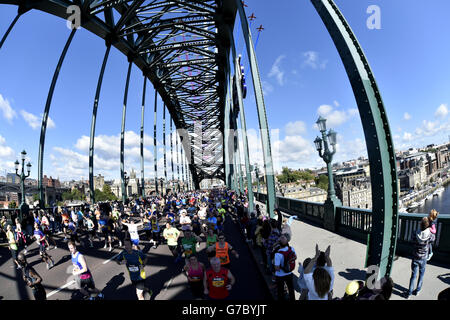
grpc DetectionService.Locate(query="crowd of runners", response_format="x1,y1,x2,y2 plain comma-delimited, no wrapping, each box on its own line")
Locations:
1,187,252,300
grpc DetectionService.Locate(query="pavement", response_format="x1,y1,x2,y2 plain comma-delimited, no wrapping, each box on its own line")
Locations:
253,200,450,300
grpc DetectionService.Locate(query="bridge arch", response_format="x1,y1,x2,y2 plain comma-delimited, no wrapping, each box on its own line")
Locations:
0,0,398,278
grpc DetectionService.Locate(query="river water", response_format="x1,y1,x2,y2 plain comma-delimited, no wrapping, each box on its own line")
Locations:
409,183,450,215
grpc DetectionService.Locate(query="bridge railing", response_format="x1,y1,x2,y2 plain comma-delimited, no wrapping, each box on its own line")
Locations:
254,192,450,264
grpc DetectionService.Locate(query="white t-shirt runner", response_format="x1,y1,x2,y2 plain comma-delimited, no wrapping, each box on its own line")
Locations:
124,223,140,240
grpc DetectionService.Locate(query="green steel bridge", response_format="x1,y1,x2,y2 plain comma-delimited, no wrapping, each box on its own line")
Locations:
0,0,401,279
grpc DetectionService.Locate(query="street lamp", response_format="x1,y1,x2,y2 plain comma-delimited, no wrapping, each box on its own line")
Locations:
160,178,164,197
15,150,31,223
314,117,342,231
254,164,260,194
123,171,129,203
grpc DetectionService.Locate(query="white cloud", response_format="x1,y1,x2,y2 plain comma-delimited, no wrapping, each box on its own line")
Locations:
403,112,411,121
20,110,55,130
261,81,274,96
415,120,440,137
49,130,160,180
302,51,328,70
435,104,448,118
317,104,333,115
268,55,286,86
402,132,413,141
0,135,15,159
0,94,17,123
285,121,306,136
0,135,17,172
334,136,367,162
317,104,357,128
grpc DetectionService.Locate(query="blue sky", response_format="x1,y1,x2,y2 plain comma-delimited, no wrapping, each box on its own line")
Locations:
1,0,450,181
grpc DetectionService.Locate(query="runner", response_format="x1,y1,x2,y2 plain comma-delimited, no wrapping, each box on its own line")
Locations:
41,213,57,249
149,214,160,249
98,213,113,251
68,241,104,300
17,253,47,300
15,218,28,254
203,257,235,300
206,233,239,269
33,223,54,270
180,228,202,263
162,222,181,262
66,220,80,245
122,218,143,250
115,238,151,300
61,210,71,241
207,211,218,233
183,254,205,299
6,224,20,269
179,210,192,230
84,215,96,247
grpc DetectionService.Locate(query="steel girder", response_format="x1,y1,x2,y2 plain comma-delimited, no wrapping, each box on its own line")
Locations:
311,0,398,278
1,0,240,190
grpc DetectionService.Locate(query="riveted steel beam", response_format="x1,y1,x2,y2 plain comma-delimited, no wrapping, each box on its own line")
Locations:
89,44,111,203
120,60,133,203
38,28,77,208
311,0,398,278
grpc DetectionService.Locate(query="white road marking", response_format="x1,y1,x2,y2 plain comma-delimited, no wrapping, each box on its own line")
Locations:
102,252,121,265
163,276,174,294
47,280,76,298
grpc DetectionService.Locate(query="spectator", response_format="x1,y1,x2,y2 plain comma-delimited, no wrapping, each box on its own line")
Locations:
427,209,439,261
265,219,281,275
273,234,296,300
260,219,271,270
404,216,435,299
303,245,334,300
247,212,258,244
356,276,394,300
298,257,312,300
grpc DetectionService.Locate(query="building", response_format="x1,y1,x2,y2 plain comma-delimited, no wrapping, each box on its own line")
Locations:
5,191,19,203
336,177,372,209
200,178,224,189
93,174,105,191
282,185,327,203
6,173,17,184
334,166,367,184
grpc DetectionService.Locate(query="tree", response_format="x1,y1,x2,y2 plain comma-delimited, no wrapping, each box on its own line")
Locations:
277,167,315,184
102,184,118,201
62,191,73,201
315,175,329,191
8,201,17,209
33,193,40,202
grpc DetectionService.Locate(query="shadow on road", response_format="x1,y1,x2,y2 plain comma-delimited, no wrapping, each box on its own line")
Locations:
438,273,450,285
338,268,367,281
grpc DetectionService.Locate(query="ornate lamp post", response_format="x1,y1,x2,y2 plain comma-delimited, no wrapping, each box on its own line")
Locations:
15,150,31,223
160,178,164,197
314,116,342,231
123,171,129,203
254,164,260,194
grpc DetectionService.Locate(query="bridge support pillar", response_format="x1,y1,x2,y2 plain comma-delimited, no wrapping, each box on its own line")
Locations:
311,0,399,278
140,77,147,199
153,89,159,195
38,28,77,208
120,61,133,203
236,0,276,218
89,44,111,204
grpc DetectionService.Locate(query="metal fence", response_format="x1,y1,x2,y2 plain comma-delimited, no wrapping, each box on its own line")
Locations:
254,192,450,264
